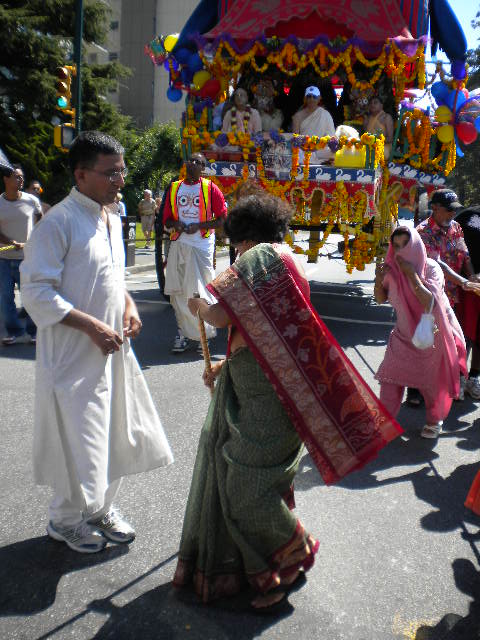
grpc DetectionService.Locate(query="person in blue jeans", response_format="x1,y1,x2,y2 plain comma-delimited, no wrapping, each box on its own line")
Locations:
0,165,42,345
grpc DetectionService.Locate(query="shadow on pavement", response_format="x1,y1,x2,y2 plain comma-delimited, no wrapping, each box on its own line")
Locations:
0,343,36,362
414,559,480,640
0,535,128,616
295,433,441,493
91,581,294,640
129,294,228,369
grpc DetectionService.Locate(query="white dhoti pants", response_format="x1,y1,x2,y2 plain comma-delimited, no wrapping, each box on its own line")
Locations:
164,241,216,341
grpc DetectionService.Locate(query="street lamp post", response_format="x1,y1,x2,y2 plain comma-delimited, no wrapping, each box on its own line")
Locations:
74,0,84,133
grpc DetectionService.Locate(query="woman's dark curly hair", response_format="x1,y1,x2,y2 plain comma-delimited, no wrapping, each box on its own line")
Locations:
223,194,293,244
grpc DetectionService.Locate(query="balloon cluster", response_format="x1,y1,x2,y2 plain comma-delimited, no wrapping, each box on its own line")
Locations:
433,83,480,149
146,33,224,104
431,60,479,154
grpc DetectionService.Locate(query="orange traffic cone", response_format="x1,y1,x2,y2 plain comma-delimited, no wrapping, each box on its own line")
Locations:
465,470,480,515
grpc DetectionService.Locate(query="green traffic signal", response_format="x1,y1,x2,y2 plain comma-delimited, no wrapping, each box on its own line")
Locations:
57,96,68,109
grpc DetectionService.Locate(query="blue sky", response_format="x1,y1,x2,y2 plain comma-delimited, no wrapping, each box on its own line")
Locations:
453,2,479,49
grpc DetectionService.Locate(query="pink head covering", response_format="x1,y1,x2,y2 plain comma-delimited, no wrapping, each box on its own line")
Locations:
385,226,427,334
384,225,466,397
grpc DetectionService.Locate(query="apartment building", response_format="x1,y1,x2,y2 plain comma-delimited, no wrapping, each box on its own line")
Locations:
99,0,196,128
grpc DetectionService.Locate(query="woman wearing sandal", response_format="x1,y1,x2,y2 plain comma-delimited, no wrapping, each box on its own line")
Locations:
374,226,467,439
172,194,401,610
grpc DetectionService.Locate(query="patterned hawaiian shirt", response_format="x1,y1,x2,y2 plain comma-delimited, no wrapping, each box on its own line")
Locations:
416,216,471,305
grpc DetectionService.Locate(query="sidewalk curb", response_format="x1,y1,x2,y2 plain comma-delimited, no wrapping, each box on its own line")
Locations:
125,263,156,275
126,248,231,276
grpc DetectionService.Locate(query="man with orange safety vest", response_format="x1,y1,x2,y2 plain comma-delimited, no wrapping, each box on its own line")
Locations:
163,153,227,352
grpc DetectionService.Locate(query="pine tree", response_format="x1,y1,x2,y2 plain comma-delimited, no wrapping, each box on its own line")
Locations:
0,0,133,203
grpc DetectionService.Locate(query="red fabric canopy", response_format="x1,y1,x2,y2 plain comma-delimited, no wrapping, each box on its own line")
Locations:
208,0,409,42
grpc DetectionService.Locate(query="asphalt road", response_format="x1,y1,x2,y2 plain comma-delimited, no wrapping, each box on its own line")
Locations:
1,247,480,640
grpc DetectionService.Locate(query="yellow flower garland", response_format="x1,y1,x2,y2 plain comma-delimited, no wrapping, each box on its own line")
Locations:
199,40,425,94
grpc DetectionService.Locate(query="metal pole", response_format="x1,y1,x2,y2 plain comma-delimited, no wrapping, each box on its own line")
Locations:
73,0,84,133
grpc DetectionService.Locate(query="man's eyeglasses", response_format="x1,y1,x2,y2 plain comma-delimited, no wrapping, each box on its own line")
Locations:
188,158,206,167
87,167,129,182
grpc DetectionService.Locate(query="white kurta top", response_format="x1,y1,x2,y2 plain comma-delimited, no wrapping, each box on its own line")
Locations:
20,188,173,514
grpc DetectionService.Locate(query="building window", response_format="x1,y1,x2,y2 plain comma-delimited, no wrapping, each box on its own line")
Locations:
109,52,119,61
88,53,98,64
110,20,119,30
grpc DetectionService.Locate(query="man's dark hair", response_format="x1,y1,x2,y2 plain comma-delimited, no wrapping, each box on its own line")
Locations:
68,131,124,173
224,194,293,244
1,163,22,179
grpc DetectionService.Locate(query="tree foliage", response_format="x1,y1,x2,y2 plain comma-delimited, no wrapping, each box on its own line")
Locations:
123,122,182,217
0,0,133,203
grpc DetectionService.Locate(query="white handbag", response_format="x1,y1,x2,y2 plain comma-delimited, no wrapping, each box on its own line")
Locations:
412,296,436,350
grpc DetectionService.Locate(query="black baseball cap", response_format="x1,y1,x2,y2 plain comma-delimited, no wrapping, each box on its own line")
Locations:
429,189,463,210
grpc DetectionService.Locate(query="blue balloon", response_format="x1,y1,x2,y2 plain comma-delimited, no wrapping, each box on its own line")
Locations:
174,48,191,65
431,81,449,104
454,134,464,157
180,67,194,85
187,52,203,72
446,89,466,111
451,59,467,81
163,59,179,72
475,116,480,133
166,86,183,102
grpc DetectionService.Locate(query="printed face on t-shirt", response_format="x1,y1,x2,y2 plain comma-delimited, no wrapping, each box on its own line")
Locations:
178,190,200,223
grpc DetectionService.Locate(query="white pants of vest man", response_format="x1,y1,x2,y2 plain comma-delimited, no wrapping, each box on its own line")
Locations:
164,241,217,340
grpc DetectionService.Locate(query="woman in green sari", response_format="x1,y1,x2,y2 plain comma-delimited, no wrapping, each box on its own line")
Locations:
173,194,401,610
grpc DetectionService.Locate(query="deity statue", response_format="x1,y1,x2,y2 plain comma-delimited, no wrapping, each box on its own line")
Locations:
252,79,284,132
363,96,394,159
222,88,262,135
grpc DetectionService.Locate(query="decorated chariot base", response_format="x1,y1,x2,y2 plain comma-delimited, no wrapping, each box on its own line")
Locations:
180,122,451,271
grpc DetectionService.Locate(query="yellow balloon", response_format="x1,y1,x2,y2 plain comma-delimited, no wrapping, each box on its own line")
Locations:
437,124,454,143
435,105,453,123
164,33,179,53
193,70,211,90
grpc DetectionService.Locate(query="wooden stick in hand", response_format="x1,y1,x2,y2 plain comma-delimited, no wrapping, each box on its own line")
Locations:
193,293,214,395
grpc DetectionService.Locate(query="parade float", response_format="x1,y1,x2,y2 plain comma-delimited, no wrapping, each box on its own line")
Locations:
146,0,474,272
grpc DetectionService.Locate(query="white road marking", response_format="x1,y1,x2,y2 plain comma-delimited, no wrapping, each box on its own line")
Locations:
133,298,170,306
320,315,394,326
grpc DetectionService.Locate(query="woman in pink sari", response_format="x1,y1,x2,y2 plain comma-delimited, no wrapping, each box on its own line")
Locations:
375,226,467,438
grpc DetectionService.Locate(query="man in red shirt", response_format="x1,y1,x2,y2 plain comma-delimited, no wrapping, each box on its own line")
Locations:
163,153,227,352
417,189,480,401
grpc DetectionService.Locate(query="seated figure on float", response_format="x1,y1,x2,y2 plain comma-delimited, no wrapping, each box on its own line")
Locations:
253,79,284,132
222,88,262,135
363,96,394,159
292,86,336,163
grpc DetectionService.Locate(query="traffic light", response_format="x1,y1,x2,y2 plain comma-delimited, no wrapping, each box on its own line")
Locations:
55,65,76,121
54,65,76,151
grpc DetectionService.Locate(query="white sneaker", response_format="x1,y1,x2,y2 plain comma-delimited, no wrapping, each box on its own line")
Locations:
465,376,480,401
172,334,188,353
458,375,466,401
47,520,106,553
89,507,135,543
2,333,35,345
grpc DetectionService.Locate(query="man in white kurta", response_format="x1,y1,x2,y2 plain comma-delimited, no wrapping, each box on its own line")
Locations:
20,131,173,553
